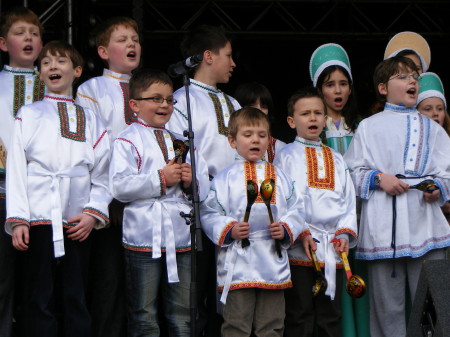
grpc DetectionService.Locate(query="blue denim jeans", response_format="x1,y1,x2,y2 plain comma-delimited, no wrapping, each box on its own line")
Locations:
124,250,191,337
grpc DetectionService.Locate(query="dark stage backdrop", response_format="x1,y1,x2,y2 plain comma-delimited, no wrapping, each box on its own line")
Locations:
2,0,450,143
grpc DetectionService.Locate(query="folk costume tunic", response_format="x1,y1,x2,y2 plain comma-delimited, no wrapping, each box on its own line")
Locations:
321,117,354,156
274,137,358,299
167,79,241,178
344,103,450,260
5,94,111,257
76,69,133,142
0,65,45,196
109,119,209,282
200,158,309,303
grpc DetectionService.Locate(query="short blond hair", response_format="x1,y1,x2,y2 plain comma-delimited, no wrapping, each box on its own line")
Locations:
228,107,270,139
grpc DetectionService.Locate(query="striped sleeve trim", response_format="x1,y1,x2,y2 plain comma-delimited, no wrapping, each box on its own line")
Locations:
83,207,109,224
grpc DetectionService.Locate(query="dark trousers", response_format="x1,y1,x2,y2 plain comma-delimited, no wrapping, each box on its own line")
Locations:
87,200,126,337
0,198,16,337
284,265,343,337
19,225,92,337
195,233,223,337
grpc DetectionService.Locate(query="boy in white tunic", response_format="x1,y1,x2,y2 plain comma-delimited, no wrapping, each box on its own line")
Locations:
75,17,142,336
0,7,44,336
6,40,111,337
200,107,309,337
344,56,450,337
274,88,358,337
109,69,209,337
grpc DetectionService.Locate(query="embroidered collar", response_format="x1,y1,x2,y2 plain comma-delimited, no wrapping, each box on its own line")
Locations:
295,137,322,147
44,94,74,103
134,118,166,129
385,103,417,114
103,68,131,82
190,79,220,94
3,65,38,75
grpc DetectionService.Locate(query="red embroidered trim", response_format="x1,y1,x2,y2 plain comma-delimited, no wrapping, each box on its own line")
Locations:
58,103,86,142
83,207,109,224
335,228,358,239
117,138,142,170
243,161,276,204
13,76,25,116
154,130,169,163
218,280,292,292
158,169,166,196
280,222,293,244
218,221,237,246
119,82,134,125
45,95,74,102
6,217,29,226
33,78,45,102
306,146,335,190
267,137,277,163
289,258,344,269
208,93,230,136
295,229,312,243
93,130,107,149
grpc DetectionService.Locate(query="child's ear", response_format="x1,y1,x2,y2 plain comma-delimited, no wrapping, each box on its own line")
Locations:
228,134,237,149
129,99,139,114
97,45,108,61
0,37,8,52
378,82,388,96
74,66,82,78
203,50,213,65
286,116,296,129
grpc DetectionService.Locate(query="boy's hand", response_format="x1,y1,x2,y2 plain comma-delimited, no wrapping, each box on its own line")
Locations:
332,238,349,255
231,222,250,240
67,214,97,242
270,222,285,240
12,225,29,251
379,173,409,195
162,158,182,187
181,163,192,189
301,234,317,261
423,189,440,203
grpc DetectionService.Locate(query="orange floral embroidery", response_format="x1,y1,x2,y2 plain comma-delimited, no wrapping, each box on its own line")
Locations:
218,280,292,292
243,161,276,204
306,146,335,190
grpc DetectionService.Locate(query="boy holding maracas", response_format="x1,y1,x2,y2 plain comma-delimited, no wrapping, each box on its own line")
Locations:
200,107,309,337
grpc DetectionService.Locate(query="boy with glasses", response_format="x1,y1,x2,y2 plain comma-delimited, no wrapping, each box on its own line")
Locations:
109,68,209,337
344,56,450,337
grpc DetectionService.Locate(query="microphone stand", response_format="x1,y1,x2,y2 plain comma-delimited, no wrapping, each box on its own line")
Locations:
176,71,203,337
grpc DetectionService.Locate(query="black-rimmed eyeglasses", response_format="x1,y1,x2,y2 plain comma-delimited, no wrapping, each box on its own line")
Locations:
134,96,177,105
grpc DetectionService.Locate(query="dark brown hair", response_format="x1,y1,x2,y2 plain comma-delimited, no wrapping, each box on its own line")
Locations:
39,40,84,69
129,68,173,99
287,86,325,117
373,56,419,103
181,25,230,58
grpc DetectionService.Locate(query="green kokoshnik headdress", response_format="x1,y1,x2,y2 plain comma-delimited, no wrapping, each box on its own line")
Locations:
418,72,446,109
309,43,352,87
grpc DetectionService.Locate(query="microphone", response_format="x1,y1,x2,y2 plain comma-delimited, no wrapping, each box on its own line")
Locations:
168,54,203,78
